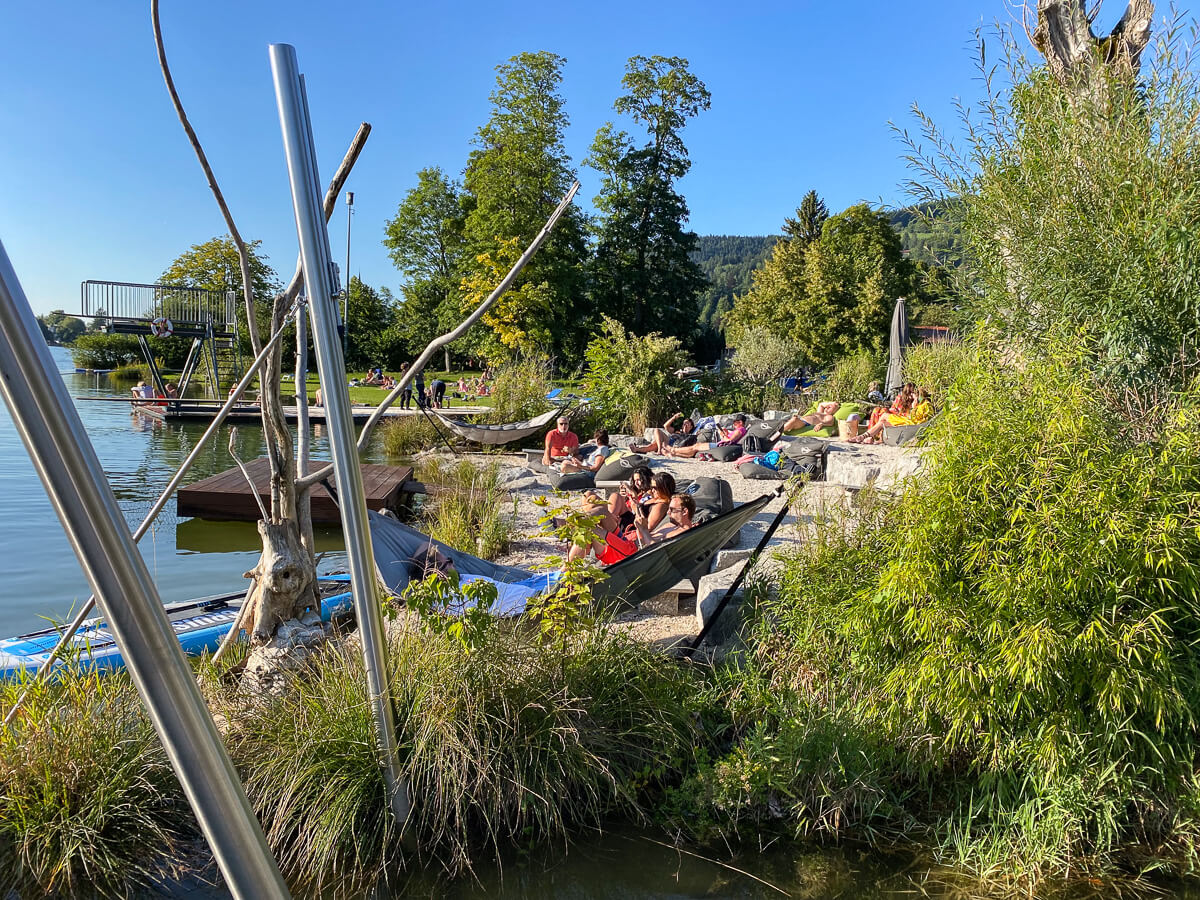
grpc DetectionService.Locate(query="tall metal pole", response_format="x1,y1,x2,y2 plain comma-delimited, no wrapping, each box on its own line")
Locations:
0,240,290,898
344,190,353,360
269,43,410,827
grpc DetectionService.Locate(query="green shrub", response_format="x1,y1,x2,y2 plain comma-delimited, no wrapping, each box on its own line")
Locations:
717,334,1200,879
109,362,153,384
906,19,1200,384
582,316,691,433
223,625,701,891
486,354,554,425
729,327,802,412
901,339,974,407
70,333,141,370
0,670,192,897
416,458,512,560
380,415,442,457
820,350,884,402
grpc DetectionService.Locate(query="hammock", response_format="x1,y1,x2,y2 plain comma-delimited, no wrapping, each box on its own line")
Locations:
431,407,560,445
367,492,774,614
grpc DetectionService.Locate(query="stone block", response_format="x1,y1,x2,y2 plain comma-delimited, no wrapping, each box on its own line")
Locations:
695,565,745,645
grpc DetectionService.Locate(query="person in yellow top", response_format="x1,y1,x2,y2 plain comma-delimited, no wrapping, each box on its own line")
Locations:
848,388,933,444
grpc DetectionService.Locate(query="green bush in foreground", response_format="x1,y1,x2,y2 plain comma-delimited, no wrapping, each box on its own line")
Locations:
223,625,701,894
678,336,1200,882
0,670,192,897
381,414,442,457
416,458,513,560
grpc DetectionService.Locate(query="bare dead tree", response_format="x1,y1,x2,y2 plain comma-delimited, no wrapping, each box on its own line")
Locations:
1031,0,1154,97
152,0,366,650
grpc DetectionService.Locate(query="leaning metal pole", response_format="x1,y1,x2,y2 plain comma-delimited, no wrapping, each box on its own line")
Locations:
269,43,411,827
0,241,290,897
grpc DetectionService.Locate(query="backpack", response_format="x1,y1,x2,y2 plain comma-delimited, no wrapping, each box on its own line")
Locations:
741,434,772,455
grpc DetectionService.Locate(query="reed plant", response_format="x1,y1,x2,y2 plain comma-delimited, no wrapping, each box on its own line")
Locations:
0,668,192,897
416,458,512,560
682,334,1200,883
108,362,153,384
221,624,701,894
487,354,554,425
380,414,442,457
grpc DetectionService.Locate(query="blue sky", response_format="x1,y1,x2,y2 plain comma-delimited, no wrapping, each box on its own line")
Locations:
0,1,1073,316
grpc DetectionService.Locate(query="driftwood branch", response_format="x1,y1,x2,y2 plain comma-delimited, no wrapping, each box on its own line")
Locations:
296,179,581,490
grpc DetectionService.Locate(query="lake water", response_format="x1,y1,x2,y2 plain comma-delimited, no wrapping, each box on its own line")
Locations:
0,345,354,637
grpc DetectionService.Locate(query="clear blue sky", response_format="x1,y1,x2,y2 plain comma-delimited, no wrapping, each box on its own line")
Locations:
0,1,1073,317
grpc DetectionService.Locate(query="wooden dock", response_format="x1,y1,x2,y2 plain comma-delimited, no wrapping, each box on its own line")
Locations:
177,458,414,523
131,401,487,425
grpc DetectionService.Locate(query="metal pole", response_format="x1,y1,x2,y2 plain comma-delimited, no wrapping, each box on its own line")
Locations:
0,239,289,897
269,42,410,827
344,190,353,360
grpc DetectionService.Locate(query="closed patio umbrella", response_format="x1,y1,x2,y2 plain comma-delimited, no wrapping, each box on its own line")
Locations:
885,296,909,398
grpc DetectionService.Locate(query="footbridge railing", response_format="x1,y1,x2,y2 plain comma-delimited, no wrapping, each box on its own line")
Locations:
80,280,237,330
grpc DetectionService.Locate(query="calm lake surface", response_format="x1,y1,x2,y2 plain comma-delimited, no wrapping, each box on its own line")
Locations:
0,345,355,637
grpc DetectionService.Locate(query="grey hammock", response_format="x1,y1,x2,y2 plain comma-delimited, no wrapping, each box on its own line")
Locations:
368,492,773,614
432,407,559,445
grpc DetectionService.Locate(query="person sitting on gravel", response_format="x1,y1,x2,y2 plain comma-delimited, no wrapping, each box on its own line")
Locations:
631,412,697,455
542,415,579,467
558,430,613,474
666,414,747,459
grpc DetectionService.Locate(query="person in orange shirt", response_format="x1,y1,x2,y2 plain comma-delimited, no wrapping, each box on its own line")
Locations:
542,415,579,467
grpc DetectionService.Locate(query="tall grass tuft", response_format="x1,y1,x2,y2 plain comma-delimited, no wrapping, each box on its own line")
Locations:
222,625,700,893
381,414,442,457
487,354,554,425
416,458,512,560
0,669,192,897
821,350,884,402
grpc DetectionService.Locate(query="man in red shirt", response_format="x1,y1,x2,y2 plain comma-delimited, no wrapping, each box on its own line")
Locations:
542,415,579,467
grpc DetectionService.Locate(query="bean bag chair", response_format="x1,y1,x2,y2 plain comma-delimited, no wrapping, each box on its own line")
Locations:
781,436,826,480
706,444,743,462
681,476,733,523
743,419,781,441
549,470,596,492
596,453,649,482
782,402,864,439
739,460,787,481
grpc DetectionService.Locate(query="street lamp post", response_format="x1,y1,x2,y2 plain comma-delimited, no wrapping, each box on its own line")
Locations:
343,190,353,359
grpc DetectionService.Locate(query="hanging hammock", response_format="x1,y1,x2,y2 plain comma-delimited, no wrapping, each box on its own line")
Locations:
367,492,774,614
431,407,560,445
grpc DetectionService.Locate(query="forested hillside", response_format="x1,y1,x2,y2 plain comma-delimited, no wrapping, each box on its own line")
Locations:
690,235,778,328
889,201,965,267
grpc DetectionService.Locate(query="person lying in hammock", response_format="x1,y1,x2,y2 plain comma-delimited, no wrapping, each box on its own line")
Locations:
569,490,695,565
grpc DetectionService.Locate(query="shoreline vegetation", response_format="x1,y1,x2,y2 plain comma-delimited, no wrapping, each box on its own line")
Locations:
13,3,1200,897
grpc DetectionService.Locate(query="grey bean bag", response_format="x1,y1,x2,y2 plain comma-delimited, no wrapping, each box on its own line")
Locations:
596,453,649,482
549,470,596,492
739,460,787,481
706,444,743,462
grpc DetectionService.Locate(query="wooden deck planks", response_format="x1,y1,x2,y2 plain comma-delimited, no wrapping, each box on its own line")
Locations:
177,458,414,524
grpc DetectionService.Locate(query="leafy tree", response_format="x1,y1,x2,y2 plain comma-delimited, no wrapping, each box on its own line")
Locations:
70,333,141,369
588,56,711,342
729,203,913,368
343,277,400,371
783,190,829,247
158,235,280,307
463,51,591,361
689,235,778,331
383,168,470,359
730,326,803,409
39,310,86,344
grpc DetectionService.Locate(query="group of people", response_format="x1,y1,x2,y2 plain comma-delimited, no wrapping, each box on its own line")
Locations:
131,380,177,405
568,466,695,564
848,382,933,444
628,412,748,460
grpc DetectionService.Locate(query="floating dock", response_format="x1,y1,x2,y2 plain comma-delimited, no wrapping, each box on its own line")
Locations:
177,458,415,523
